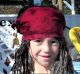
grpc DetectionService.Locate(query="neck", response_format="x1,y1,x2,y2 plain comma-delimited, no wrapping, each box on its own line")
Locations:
34,62,51,74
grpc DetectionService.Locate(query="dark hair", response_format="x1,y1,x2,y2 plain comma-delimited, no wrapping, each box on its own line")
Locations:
12,37,76,74
12,5,76,74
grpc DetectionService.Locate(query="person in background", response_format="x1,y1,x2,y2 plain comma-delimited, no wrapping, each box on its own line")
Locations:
12,6,77,74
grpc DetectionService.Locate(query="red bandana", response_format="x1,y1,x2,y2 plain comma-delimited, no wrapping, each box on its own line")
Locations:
12,6,66,40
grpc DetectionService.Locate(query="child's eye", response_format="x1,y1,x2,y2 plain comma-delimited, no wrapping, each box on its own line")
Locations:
50,40,59,45
33,39,43,45
50,40,59,46
51,40,56,43
51,40,59,43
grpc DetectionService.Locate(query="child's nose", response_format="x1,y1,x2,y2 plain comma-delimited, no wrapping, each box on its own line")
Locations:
41,42,50,53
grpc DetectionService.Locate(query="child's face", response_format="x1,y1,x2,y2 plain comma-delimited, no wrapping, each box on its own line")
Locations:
29,37,59,67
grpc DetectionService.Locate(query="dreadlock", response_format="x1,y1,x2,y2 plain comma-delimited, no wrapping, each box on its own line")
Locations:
12,40,30,74
12,37,76,74
50,37,74,74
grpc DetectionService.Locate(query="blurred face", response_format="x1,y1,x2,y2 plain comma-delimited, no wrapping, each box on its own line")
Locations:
29,37,59,68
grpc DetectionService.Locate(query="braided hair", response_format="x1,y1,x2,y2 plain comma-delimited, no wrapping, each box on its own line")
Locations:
11,4,76,74
12,37,76,74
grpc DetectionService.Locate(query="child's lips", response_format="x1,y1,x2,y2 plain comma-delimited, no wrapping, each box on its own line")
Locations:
41,55,51,58
42,56,50,58
41,55,51,61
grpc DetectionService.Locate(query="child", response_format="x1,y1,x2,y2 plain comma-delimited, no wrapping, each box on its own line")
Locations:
12,6,77,74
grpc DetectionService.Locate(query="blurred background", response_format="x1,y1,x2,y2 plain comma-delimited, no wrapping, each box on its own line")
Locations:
0,0,80,74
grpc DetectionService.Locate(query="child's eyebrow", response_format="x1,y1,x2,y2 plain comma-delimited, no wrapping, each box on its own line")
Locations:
34,38,43,40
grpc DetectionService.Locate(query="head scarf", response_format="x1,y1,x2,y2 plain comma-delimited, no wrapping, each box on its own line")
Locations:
12,6,66,40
